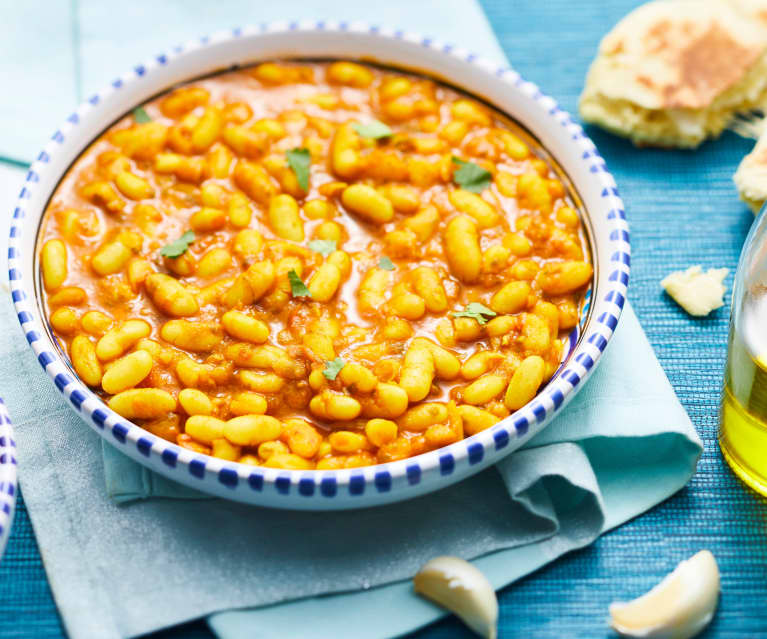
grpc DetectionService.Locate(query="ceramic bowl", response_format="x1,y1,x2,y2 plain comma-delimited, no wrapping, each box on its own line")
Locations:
9,22,629,510
0,400,16,561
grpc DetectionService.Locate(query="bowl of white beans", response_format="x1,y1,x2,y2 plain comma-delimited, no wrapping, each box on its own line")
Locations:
10,22,628,510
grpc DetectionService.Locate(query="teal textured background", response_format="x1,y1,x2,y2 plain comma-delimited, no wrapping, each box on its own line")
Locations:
1,1,766,637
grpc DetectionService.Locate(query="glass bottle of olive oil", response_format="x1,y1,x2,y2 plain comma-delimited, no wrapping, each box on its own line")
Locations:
720,203,767,495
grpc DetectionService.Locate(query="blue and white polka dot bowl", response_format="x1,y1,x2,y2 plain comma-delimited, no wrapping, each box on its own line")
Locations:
0,400,17,561
9,23,629,510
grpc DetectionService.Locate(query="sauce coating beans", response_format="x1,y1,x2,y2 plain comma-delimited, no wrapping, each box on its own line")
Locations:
39,61,592,469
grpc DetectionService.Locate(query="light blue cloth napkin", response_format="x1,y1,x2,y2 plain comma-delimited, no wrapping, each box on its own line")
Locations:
2,290,702,639
0,2,703,638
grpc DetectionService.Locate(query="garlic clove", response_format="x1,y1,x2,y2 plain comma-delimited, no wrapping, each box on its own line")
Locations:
609,550,720,639
414,556,498,639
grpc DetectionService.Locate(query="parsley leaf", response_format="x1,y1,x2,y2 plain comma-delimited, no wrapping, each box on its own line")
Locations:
353,120,393,139
323,357,345,381
308,239,337,257
378,256,395,271
286,148,311,191
160,231,195,258
451,302,497,325
452,157,492,193
132,106,151,123
288,269,312,298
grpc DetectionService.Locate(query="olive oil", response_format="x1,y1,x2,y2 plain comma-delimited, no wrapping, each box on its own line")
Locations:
720,295,767,495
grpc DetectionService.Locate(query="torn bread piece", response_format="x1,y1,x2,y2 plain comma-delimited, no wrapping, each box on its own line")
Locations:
579,0,767,148
725,0,767,30
661,266,728,316
734,121,767,212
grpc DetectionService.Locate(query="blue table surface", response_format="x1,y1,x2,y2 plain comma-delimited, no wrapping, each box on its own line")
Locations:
2,1,766,637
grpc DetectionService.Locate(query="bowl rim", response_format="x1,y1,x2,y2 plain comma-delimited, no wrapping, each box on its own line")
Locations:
0,399,17,562
9,21,629,503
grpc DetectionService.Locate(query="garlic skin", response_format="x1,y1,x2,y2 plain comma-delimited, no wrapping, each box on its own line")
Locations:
414,556,498,639
609,550,720,639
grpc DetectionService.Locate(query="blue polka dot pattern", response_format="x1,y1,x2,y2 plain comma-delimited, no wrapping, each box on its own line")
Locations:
0,399,17,563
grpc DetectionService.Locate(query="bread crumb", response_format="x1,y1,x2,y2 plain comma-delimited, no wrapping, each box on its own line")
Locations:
661,266,728,316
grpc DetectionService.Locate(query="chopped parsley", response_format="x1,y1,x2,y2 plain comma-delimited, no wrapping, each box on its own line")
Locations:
378,256,395,271
322,357,346,381
451,302,497,325
132,106,151,123
353,120,393,139
308,239,337,257
288,269,312,298
159,231,195,258
286,148,311,191
452,157,492,193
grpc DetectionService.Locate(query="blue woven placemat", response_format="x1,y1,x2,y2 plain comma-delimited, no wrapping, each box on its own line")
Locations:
2,1,767,637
